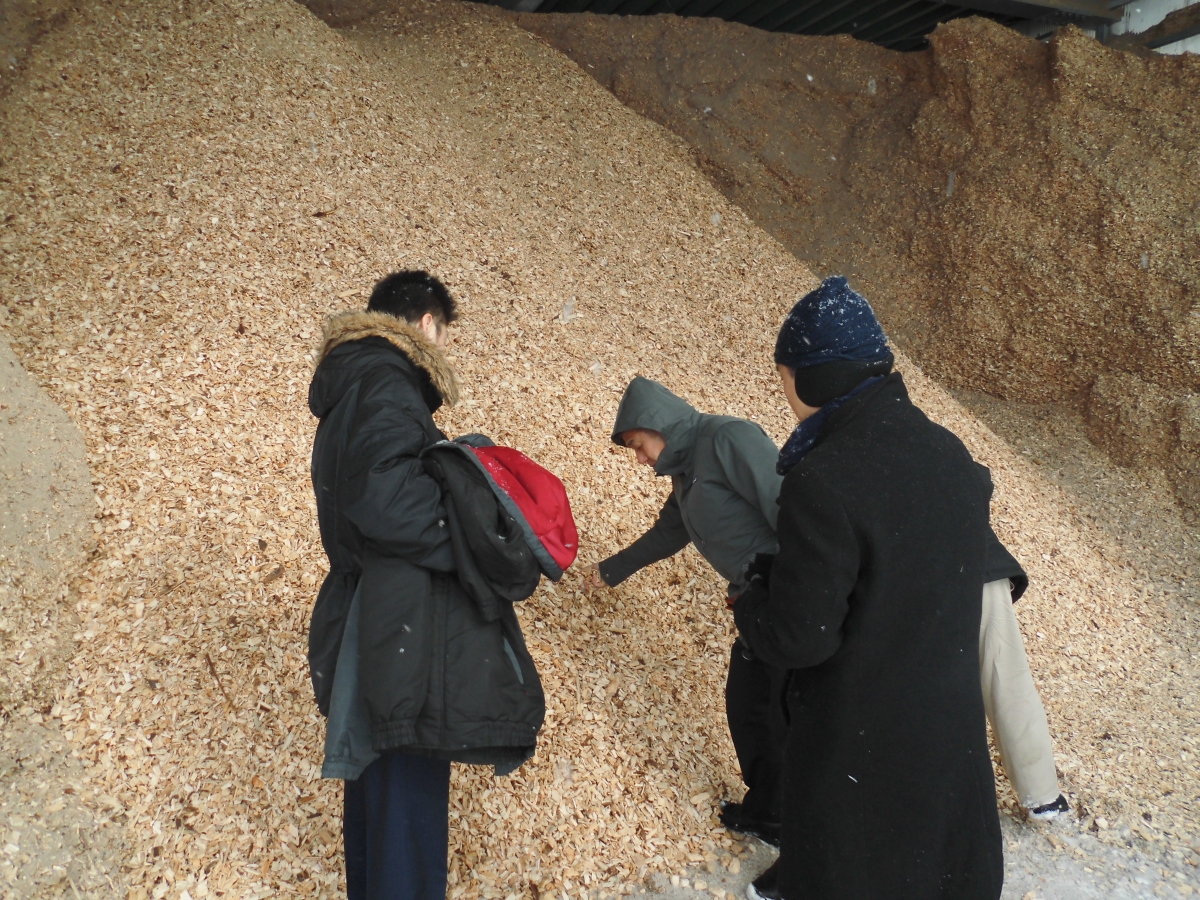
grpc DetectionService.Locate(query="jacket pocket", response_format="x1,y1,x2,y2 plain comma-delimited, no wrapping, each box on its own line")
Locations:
308,570,357,716
442,588,545,742
502,638,524,685
498,607,546,705
679,479,718,550
357,555,434,734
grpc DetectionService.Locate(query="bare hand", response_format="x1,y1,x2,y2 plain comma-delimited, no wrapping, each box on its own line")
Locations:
582,563,607,595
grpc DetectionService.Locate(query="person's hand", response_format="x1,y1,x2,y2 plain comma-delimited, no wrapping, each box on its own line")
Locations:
582,563,608,595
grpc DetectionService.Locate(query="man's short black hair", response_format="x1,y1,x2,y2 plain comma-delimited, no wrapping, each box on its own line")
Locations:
367,271,459,327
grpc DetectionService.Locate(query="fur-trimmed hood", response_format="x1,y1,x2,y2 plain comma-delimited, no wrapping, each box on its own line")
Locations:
315,310,459,407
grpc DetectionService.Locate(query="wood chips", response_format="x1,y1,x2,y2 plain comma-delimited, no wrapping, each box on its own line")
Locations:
514,11,1200,512
0,0,1195,898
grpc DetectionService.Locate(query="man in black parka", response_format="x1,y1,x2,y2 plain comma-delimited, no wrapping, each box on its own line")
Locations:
734,277,1003,900
308,272,543,900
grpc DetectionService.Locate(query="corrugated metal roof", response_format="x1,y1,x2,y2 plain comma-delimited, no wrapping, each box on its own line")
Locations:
488,0,1120,50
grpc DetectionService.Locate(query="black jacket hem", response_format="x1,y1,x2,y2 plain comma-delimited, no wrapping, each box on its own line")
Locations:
371,720,540,754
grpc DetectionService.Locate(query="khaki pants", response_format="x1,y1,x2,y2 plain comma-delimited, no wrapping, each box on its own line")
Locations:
979,580,1060,809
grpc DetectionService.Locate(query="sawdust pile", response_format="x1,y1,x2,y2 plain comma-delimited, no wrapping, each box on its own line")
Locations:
0,1,1196,899
0,335,92,713
0,0,75,102
514,12,1200,514
0,336,120,899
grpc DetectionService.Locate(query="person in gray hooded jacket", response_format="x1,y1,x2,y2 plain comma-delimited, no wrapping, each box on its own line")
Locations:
584,376,785,842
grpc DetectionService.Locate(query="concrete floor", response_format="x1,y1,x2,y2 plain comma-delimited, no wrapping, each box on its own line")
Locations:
635,812,1200,900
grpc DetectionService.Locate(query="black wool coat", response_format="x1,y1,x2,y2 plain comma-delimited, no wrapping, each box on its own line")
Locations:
308,311,543,767
734,373,1003,900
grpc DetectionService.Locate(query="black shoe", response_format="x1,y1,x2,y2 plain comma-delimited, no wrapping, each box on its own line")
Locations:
719,801,781,847
1030,794,1070,820
745,860,782,900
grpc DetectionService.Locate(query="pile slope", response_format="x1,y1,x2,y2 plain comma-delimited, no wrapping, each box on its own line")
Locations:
0,331,123,899
0,0,75,101
515,12,1200,514
0,0,1196,898
0,334,92,712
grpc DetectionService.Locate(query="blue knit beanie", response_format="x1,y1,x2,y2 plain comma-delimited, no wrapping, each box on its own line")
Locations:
774,276,890,371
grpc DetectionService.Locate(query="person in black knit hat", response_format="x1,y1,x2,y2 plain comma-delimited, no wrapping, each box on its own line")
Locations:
735,276,1004,900
771,275,895,474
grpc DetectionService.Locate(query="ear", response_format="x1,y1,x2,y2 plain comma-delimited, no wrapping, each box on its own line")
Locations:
416,312,439,343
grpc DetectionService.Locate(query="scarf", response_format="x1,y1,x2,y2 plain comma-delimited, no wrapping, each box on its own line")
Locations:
777,376,884,476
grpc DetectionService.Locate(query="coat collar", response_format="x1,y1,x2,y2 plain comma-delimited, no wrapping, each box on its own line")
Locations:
776,372,905,475
821,371,906,438
776,375,885,475
315,310,459,407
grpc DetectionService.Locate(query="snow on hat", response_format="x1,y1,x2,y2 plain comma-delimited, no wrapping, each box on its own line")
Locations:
774,276,891,371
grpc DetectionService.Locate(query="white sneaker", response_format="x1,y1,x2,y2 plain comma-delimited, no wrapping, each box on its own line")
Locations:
1030,794,1070,820
745,861,782,900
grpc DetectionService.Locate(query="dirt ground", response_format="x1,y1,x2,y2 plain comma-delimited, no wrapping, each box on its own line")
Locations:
513,11,1200,514
0,716,130,899
0,1,1196,898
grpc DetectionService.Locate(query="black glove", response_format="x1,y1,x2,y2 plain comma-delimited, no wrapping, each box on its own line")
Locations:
745,552,776,588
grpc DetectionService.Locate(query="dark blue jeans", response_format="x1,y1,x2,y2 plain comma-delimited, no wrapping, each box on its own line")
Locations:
343,752,451,900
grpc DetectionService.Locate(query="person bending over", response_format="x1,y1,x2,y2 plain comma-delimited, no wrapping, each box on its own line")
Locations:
734,276,1003,900
583,376,786,844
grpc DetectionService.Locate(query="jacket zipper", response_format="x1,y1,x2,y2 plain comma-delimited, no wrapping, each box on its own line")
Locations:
434,574,448,742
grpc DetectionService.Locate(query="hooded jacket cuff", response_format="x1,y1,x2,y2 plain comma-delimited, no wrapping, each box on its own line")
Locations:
598,554,636,588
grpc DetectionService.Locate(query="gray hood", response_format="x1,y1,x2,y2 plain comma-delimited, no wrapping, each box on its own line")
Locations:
611,377,701,477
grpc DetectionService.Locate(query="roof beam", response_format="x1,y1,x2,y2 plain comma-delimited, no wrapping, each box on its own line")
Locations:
546,0,593,12
611,0,665,15
787,0,869,33
945,0,1116,22
855,1,948,40
873,8,955,44
674,0,731,17
726,0,804,28
834,0,929,35
815,0,916,35
497,0,1121,38
1107,2,1200,49
704,0,768,22
756,0,828,31
872,7,963,43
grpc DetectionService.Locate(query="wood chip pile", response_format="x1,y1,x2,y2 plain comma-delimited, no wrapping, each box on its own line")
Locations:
0,335,93,714
514,11,1200,513
0,1,1195,898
